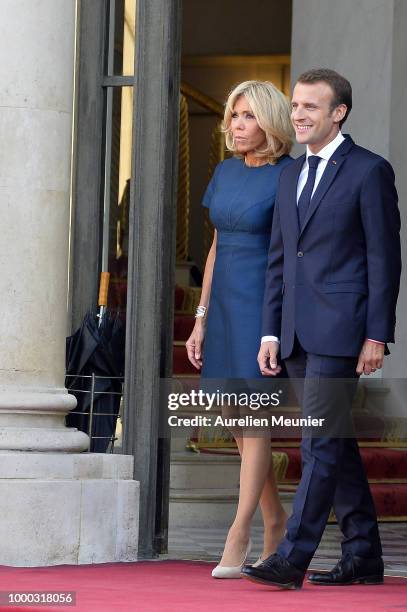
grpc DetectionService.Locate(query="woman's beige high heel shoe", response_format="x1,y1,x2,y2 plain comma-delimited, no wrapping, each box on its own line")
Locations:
211,538,252,579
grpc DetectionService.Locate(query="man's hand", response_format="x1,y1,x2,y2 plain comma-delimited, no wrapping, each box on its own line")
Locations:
356,339,385,375
257,341,281,376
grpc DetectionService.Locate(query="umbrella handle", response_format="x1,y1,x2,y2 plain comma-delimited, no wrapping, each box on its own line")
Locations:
98,272,110,307
98,272,110,327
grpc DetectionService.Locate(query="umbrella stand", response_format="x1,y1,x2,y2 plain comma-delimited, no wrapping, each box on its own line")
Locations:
66,271,126,452
66,373,124,453
65,373,124,452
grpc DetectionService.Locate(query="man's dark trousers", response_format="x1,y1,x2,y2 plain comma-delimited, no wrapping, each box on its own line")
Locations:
277,337,382,570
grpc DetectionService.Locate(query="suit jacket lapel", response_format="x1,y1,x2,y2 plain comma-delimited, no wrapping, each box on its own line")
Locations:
285,154,305,239
299,135,354,237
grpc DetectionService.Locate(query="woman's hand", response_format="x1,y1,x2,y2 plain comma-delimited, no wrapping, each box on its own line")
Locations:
186,320,206,370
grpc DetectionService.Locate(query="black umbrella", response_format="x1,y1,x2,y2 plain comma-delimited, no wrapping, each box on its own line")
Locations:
65,275,125,452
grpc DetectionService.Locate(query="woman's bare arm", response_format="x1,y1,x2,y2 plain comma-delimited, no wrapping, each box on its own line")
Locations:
185,230,217,369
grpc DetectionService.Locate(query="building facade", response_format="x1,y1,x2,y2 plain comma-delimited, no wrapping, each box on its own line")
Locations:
0,0,406,564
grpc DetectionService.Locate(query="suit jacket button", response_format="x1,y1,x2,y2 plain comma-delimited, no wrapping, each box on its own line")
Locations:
297,251,304,257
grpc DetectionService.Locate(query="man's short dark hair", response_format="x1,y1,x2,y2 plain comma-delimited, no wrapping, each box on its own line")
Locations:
296,68,352,128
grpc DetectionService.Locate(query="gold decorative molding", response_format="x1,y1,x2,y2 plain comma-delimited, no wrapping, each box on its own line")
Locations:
176,94,191,262
203,122,231,260
181,81,223,117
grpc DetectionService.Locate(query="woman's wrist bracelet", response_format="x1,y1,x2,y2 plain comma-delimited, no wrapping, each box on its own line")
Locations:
195,305,207,319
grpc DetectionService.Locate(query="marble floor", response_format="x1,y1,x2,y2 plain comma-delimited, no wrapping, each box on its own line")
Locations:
166,523,407,577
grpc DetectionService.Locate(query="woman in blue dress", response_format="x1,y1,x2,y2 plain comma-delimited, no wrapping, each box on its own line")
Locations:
186,81,294,578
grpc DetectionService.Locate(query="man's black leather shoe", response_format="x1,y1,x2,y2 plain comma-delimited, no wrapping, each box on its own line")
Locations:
241,553,305,590
308,553,384,586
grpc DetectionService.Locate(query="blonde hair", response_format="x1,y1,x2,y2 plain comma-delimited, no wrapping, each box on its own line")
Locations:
223,80,294,164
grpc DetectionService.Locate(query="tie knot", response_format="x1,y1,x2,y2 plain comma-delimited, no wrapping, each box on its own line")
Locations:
308,155,321,169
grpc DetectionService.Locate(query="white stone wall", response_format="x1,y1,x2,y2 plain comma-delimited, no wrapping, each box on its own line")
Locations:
291,0,407,377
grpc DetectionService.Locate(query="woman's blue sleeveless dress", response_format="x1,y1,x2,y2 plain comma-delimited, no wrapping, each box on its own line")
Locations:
201,155,293,379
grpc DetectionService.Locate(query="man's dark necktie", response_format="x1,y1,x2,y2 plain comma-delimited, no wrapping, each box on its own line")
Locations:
297,155,321,229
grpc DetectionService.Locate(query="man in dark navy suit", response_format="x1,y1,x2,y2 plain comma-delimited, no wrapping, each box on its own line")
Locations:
242,69,401,589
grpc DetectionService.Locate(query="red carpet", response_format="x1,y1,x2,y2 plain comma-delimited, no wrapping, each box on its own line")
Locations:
274,446,407,482
0,561,406,612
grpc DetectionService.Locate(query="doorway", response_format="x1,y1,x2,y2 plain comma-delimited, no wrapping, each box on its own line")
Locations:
71,0,293,558
169,0,292,557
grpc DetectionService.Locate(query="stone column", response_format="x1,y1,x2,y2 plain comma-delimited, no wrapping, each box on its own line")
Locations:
0,0,139,566
0,0,87,450
291,0,407,378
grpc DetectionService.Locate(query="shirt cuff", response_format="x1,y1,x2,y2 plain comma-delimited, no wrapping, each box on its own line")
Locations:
261,336,280,344
367,338,385,345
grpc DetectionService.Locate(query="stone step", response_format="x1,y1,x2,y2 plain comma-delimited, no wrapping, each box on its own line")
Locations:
169,486,294,529
170,436,193,453
170,450,240,490
169,451,294,529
